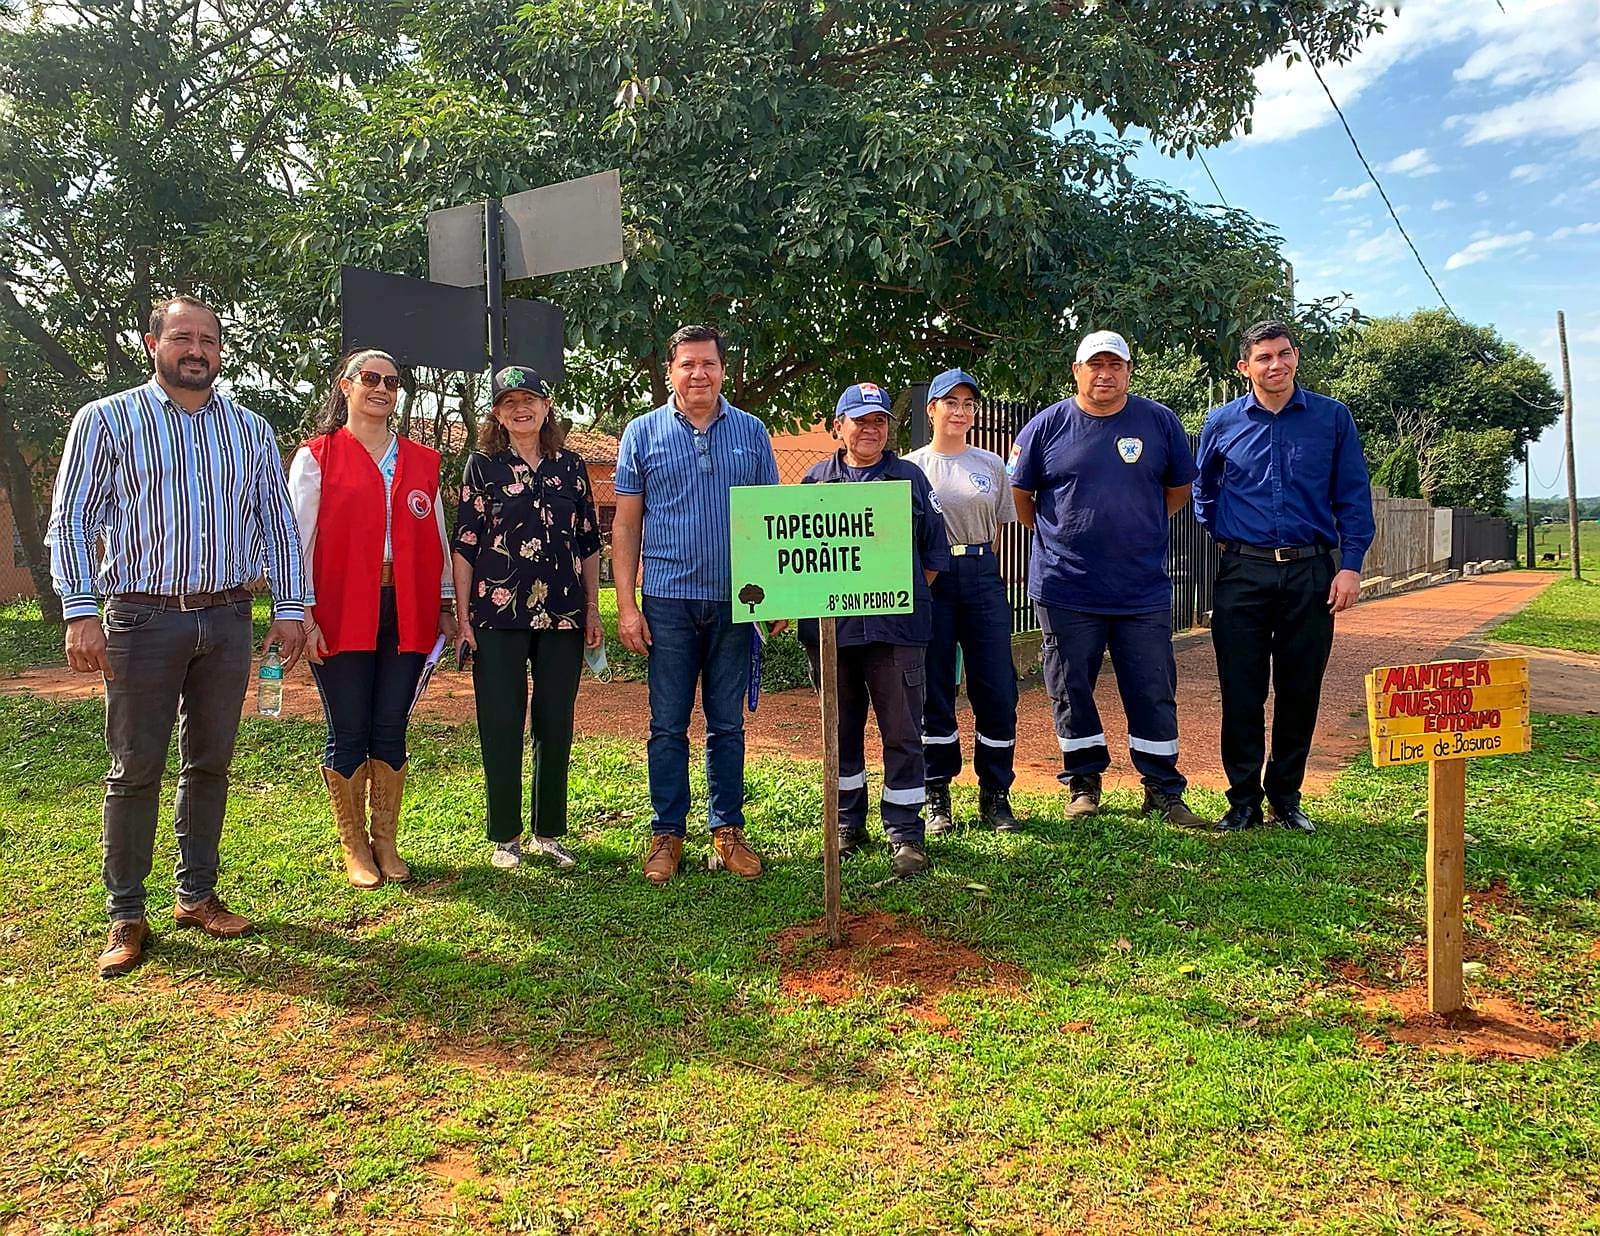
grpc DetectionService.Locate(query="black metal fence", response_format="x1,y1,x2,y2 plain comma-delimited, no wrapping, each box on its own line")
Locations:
909,391,1218,636
1450,508,1515,570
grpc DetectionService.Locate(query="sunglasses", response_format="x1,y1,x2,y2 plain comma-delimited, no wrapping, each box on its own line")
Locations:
351,370,401,391
694,431,712,473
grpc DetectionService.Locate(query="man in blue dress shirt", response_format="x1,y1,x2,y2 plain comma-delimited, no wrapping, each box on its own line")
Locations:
1194,320,1376,834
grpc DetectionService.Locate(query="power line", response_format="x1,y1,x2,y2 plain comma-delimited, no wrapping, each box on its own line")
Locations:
1292,33,1458,317
1195,149,1230,208
1530,444,1564,492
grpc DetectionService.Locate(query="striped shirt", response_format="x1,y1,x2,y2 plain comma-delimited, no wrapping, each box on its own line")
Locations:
47,379,306,621
614,395,779,601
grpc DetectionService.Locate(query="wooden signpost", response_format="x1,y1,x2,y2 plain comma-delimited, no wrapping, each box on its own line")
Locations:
1365,655,1532,1013
729,482,914,946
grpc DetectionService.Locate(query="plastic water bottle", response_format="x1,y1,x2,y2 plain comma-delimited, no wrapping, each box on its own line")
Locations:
584,640,611,682
257,649,284,716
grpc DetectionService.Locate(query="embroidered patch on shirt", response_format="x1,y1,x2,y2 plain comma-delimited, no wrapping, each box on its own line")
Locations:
1116,437,1144,464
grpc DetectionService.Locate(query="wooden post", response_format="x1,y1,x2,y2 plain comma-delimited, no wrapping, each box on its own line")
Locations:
819,616,842,948
1557,310,1581,580
1426,757,1467,1014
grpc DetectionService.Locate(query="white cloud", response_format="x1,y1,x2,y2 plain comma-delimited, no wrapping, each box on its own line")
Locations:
1474,191,1491,205
1551,221,1600,240
1431,198,1455,211
1326,182,1374,202
1443,230,1537,270
1382,147,1440,176
1511,162,1553,182
1452,62,1600,146
1351,231,1406,265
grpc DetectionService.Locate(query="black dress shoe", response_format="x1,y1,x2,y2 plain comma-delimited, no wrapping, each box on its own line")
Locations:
1270,802,1317,834
1213,802,1265,832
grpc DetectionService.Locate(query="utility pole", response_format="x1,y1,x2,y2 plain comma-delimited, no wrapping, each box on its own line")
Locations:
1523,448,1534,569
1558,311,1581,579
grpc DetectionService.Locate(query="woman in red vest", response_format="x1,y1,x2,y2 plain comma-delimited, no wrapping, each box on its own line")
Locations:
288,349,456,887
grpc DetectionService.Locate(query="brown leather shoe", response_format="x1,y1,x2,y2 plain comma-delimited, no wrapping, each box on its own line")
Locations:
174,894,254,939
98,918,150,978
709,826,762,879
642,833,684,885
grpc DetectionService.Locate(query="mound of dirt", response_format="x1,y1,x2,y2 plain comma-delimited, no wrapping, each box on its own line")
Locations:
773,911,1025,1023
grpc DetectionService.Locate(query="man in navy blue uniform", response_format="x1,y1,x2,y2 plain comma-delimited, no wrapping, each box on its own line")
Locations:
1009,331,1208,827
801,382,950,877
1194,321,1375,834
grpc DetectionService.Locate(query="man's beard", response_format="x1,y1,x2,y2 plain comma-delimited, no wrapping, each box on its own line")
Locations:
156,354,217,391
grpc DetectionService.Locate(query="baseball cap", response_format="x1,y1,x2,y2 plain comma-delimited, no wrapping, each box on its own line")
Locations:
928,368,981,402
1075,330,1131,364
834,381,894,419
492,365,552,402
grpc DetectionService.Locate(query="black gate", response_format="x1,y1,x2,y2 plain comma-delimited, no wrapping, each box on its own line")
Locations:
1450,509,1514,569
908,392,1217,636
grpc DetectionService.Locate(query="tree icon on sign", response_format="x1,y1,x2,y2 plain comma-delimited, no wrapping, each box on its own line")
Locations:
738,582,765,614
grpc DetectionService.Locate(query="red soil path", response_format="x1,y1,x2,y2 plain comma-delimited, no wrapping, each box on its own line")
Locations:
3,572,1561,794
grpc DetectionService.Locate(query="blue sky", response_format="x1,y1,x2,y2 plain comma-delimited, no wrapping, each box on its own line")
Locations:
1122,0,1599,500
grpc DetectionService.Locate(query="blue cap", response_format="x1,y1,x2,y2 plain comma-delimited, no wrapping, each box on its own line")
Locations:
928,368,980,402
834,381,894,419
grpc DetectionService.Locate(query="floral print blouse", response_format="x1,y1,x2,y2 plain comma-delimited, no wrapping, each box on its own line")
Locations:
452,447,602,631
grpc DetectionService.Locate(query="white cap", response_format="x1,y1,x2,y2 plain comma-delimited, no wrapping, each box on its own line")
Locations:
1075,330,1131,364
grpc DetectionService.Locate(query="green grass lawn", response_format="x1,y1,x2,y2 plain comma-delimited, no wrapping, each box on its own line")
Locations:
1491,579,1600,655
0,599,65,674
1521,518,1600,574
1,695,1597,1232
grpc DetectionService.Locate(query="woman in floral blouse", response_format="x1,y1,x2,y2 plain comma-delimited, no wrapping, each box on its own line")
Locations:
452,365,604,869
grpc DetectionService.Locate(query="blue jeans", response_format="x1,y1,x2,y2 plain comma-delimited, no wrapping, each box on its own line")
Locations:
642,595,750,836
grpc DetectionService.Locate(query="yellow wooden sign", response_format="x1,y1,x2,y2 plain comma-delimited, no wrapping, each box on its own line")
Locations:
1366,656,1531,768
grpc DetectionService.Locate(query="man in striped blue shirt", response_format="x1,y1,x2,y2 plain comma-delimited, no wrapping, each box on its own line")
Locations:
46,295,306,979
612,324,783,886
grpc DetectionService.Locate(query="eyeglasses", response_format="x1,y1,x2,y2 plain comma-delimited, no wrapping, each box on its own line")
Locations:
694,432,712,473
937,397,979,413
352,370,401,391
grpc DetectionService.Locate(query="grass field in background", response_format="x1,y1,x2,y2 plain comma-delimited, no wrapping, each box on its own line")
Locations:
1491,579,1600,655
1,693,1596,1233
1520,517,1600,574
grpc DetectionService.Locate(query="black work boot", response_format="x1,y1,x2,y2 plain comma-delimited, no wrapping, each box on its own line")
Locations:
925,782,955,835
838,828,869,859
980,786,1022,833
1064,773,1101,818
890,842,929,878
1142,787,1208,829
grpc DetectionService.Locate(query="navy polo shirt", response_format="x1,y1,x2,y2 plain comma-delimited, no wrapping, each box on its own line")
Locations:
800,450,950,646
1009,394,1197,615
1192,386,1375,572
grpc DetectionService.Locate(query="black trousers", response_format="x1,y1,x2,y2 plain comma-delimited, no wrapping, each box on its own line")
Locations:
309,587,425,777
472,627,584,841
1210,550,1336,810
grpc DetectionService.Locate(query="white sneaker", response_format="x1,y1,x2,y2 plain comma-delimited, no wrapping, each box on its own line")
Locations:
491,839,522,869
528,835,577,870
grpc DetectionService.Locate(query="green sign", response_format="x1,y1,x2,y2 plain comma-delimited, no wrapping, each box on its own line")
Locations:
729,481,914,622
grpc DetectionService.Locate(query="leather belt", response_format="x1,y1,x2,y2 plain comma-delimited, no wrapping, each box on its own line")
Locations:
112,586,254,612
380,561,394,586
1220,542,1327,564
949,544,989,557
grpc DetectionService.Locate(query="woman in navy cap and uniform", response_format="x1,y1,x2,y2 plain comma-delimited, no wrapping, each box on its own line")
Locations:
452,365,605,870
905,369,1022,834
799,382,949,877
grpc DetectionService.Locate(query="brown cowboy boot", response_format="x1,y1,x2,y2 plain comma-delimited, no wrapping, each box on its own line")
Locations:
322,765,382,888
365,758,412,883
709,826,762,879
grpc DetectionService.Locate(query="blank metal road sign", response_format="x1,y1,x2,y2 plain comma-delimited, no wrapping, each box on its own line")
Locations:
501,170,623,280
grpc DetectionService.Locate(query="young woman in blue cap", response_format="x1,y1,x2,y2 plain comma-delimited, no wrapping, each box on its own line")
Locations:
905,369,1022,833
799,382,949,877
452,365,605,869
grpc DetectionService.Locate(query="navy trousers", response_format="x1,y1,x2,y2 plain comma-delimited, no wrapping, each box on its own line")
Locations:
815,642,927,846
1036,603,1185,795
923,550,1017,789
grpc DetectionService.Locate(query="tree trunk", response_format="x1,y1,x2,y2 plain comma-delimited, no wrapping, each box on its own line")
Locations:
0,392,62,623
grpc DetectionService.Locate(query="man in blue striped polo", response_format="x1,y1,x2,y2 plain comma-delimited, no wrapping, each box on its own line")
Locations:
48,295,307,978
611,325,784,885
